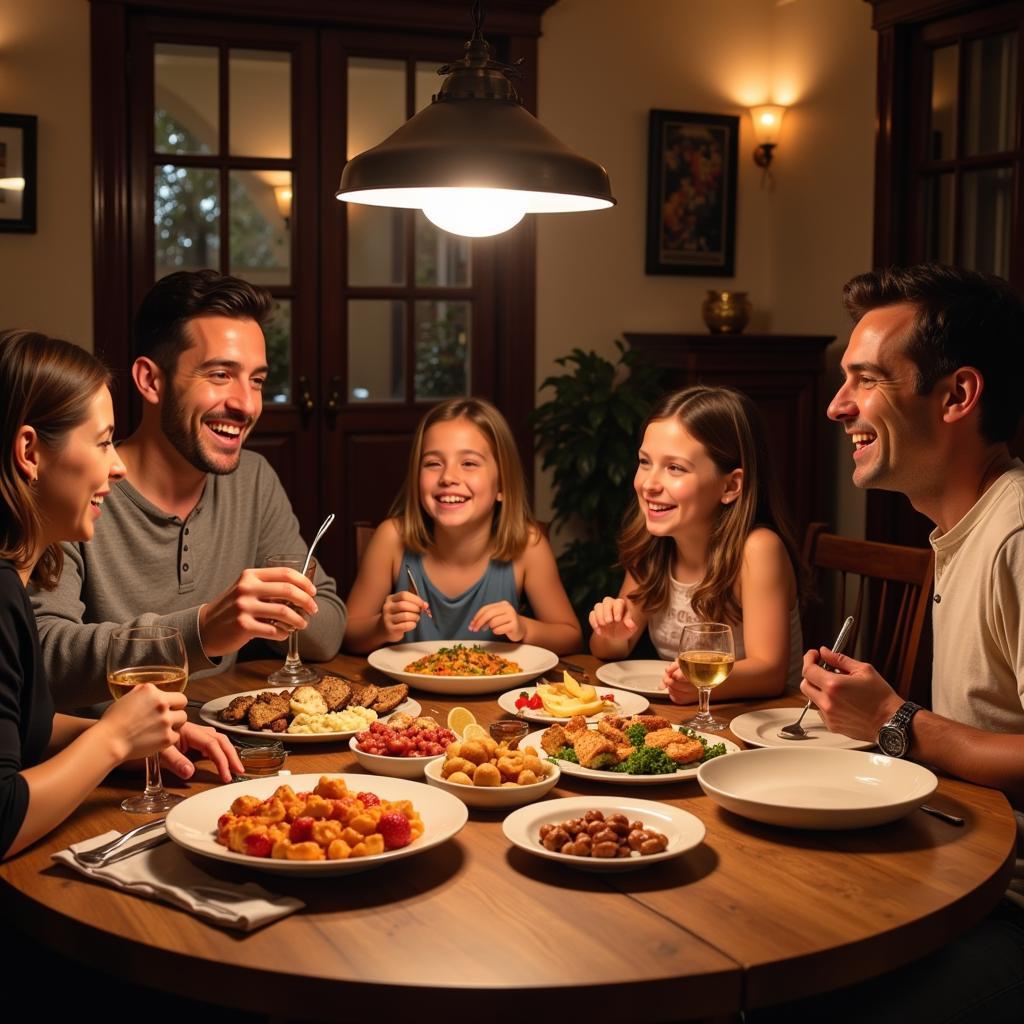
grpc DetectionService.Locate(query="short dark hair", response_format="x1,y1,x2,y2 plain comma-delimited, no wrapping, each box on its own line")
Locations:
843,264,1024,443
133,269,274,371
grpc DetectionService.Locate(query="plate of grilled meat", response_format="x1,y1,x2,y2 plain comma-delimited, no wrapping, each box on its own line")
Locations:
200,675,420,743
526,713,740,785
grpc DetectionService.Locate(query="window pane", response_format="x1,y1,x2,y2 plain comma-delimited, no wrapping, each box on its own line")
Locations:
415,211,471,286
928,45,958,160
962,166,1013,278
154,165,220,278
965,32,1017,156
415,61,440,113
347,58,405,161
922,173,955,264
349,300,406,402
264,299,291,404
154,44,218,155
229,170,291,285
415,300,470,400
348,205,405,286
229,50,292,158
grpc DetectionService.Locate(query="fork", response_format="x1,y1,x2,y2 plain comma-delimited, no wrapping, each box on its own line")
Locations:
779,616,855,739
74,818,168,866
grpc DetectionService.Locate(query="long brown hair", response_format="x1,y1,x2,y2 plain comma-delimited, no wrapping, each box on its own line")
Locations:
391,397,536,561
621,386,805,624
0,329,112,589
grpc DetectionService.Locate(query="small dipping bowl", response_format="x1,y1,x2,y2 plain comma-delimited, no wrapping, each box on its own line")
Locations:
235,741,288,779
490,718,530,749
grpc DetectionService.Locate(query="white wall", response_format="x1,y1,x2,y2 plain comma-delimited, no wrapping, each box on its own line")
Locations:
0,0,92,347
536,0,877,538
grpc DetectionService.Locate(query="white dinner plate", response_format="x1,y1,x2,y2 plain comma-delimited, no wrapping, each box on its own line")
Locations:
697,747,938,829
496,685,649,724
366,641,558,695
526,726,741,785
503,796,705,872
199,688,421,744
595,660,673,698
728,707,875,751
165,773,468,874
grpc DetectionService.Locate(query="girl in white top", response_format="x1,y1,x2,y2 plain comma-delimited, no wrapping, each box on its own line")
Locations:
590,386,806,703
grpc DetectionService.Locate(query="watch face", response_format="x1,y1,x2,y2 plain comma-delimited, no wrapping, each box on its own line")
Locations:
878,727,906,758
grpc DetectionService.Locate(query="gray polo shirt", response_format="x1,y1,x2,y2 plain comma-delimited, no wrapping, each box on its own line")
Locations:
31,450,346,710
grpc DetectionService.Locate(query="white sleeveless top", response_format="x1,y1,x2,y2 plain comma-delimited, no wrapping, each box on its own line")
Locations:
647,575,804,690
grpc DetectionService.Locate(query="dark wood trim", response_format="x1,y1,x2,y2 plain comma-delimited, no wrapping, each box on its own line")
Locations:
867,0,1014,30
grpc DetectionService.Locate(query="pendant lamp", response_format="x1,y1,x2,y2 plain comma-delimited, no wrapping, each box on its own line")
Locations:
336,1,615,237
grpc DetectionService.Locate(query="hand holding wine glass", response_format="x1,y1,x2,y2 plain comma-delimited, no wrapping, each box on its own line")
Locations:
677,622,735,733
265,554,320,685
106,625,189,813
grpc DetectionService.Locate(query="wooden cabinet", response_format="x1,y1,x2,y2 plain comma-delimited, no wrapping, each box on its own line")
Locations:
623,332,834,541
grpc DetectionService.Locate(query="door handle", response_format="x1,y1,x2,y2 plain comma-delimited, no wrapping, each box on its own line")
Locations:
297,375,315,415
325,376,342,426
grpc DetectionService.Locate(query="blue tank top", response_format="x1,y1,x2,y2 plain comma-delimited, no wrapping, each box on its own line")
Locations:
397,550,518,642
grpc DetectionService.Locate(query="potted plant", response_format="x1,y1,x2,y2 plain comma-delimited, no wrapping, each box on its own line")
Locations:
530,341,664,629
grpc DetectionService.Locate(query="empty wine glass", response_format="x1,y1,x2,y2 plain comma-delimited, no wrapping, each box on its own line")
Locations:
677,622,735,733
106,625,188,813
265,554,319,685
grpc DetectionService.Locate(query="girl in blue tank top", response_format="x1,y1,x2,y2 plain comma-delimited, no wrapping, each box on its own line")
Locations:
344,398,582,655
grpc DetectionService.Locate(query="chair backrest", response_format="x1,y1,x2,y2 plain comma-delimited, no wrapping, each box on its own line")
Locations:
802,523,934,699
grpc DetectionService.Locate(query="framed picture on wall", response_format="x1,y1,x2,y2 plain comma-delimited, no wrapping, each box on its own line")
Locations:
645,109,738,276
0,114,37,234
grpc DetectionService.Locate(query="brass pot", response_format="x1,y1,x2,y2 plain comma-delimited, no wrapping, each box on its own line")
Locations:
702,290,751,334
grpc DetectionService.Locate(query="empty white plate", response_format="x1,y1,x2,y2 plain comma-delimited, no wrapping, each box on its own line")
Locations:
697,747,938,829
729,707,875,751
595,660,673,698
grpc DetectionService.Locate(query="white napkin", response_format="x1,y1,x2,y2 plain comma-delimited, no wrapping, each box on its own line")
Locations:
53,830,304,932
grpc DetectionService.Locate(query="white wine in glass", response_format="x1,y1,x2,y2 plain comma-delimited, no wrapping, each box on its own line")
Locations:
678,622,735,733
106,625,188,813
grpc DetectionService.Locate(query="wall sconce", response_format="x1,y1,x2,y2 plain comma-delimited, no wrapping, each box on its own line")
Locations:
749,105,786,168
273,185,293,224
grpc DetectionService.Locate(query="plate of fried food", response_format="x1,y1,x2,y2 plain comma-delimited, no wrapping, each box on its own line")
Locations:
496,671,649,724
503,797,705,872
526,713,740,785
366,640,558,695
166,773,468,875
200,676,420,743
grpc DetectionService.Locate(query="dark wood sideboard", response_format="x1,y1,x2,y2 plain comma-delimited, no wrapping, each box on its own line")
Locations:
624,333,834,542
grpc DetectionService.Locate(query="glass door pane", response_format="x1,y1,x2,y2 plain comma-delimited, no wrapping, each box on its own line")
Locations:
348,300,406,401
414,300,470,399
229,169,291,285
928,45,958,160
154,165,220,277
229,49,292,158
154,44,218,154
962,166,1013,276
965,32,1017,155
922,173,955,263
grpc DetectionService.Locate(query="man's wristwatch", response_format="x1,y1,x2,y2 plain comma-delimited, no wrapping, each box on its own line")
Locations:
877,701,922,758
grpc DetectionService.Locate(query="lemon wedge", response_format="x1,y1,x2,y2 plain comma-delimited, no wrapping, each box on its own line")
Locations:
462,723,489,742
447,706,477,737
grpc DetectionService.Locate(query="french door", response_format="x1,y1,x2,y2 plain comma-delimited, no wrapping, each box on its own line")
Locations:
93,3,545,589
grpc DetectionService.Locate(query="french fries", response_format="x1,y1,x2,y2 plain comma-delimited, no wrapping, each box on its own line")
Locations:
536,672,615,718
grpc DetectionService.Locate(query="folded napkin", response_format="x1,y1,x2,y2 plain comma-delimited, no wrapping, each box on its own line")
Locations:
53,830,304,932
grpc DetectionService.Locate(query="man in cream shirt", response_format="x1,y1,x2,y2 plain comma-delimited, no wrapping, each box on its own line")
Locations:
782,264,1024,1021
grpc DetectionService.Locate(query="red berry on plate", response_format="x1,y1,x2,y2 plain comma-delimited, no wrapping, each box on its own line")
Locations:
378,811,413,850
244,832,274,858
357,791,381,807
289,816,315,843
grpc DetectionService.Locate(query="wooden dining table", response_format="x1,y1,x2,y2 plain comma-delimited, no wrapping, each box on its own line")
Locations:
1,653,1016,1021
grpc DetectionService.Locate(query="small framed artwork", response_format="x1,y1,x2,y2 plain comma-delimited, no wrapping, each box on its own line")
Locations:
645,109,738,276
0,114,37,234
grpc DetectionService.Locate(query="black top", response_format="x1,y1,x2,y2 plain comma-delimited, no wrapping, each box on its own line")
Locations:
0,559,54,857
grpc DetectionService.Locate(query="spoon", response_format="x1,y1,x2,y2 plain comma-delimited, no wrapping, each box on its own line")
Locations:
778,615,855,740
301,513,335,577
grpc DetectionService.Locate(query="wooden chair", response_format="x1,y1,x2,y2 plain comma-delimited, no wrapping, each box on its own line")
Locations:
801,523,934,700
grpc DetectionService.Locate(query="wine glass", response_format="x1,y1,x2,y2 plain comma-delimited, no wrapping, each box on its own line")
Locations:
106,625,189,813
677,622,735,733
265,554,319,685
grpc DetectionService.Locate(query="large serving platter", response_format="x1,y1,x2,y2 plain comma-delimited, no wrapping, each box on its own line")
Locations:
503,796,705,872
496,685,649,724
367,640,558,695
199,689,421,744
729,707,874,751
524,725,741,786
594,660,673,698
697,747,937,829
165,773,468,875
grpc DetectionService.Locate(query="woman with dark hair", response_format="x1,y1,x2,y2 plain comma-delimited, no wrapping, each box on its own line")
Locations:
589,386,806,703
0,329,241,860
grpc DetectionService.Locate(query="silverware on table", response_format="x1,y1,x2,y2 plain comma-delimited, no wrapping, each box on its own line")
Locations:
558,659,585,673
74,818,169,867
779,615,856,740
920,804,965,826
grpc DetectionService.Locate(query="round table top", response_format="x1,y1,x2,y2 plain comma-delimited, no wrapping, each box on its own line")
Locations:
1,654,1016,1019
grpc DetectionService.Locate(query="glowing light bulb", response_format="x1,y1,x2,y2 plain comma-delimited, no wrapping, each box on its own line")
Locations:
421,188,527,237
